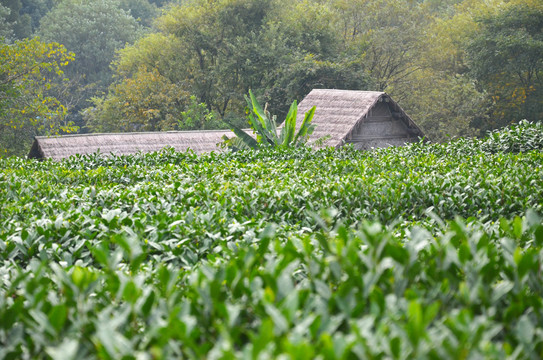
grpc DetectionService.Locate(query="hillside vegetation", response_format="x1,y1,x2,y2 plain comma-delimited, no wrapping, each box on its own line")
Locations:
1,122,542,358
2,0,542,156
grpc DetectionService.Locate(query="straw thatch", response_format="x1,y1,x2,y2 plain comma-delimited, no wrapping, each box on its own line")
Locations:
298,89,424,149
28,89,424,160
28,130,233,160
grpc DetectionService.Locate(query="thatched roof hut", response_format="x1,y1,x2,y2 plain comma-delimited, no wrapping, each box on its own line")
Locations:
300,89,425,149
28,89,424,160
28,130,232,160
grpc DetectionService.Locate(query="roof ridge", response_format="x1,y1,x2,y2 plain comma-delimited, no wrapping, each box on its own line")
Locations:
34,128,236,139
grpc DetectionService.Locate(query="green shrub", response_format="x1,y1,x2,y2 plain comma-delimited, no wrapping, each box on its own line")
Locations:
1,120,542,358
481,120,543,154
1,212,542,358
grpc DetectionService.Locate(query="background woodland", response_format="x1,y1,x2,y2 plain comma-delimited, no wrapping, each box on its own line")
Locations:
1,0,542,156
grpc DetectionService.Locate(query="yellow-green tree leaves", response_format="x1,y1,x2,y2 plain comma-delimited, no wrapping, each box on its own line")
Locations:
0,37,75,157
84,66,189,132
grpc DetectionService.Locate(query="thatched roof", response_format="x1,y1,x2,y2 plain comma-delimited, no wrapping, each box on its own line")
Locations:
29,89,424,160
28,130,233,160
298,89,424,147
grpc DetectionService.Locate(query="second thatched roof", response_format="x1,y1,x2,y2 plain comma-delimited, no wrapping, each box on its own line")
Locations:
28,130,233,160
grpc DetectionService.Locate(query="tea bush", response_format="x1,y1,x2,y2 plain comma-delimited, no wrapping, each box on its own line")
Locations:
0,122,542,359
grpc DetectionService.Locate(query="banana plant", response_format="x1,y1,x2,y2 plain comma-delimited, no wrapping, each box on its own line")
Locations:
225,90,316,150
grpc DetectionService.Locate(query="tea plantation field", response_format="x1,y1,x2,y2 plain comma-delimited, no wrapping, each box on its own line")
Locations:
1,122,543,359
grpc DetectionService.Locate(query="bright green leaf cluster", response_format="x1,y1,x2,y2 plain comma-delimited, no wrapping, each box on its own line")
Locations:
226,90,316,150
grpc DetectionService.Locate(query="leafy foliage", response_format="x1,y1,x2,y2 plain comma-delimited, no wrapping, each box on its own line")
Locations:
2,0,32,39
178,95,225,131
118,0,158,27
333,0,428,95
0,37,76,157
398,120,543,158
4,0,543,154
84,66,189,132
465,1,543,130
481,120,543,154
1,122,543,358
38,0,143,129
226,90,316,150
87,0,371,131
38,0,141,88
0,5,14,40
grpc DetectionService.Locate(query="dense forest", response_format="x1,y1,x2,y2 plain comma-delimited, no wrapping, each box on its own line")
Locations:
1,0,542,156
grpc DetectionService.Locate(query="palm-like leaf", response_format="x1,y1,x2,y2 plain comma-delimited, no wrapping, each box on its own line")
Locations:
280,100,298,147
229,124,258,149
246,91,276,146
292,106,316,145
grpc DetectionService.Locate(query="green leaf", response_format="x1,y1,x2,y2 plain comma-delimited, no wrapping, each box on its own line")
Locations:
281,100,298,147
293,106,316,145
516,315,534,344
88,242,109,267
229,124,258,149
264,304,289,334
46,339,79,360
390,337,401,358
423,301,440,327
407,300,423,347
48,304,68,333
517,249,536,279
314,279,331,300
140,290,155,317
247,90,267,129
257,224,275,256
252,318,275,357
492,281,514,302
513,216,523,238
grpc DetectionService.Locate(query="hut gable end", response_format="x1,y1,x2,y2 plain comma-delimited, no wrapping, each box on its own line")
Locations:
298,89,425,150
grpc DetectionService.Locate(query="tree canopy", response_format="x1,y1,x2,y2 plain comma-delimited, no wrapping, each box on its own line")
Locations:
86,0,371,132
466,2,543,131
0,37,75,156
38,0,141,88
37,0,143,130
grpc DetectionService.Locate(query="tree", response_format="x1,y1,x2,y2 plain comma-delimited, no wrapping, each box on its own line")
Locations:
178,95,225,131
332,0,429,98
39,0,141,87
0,5,13,40
88,0,284,130
465,1,543,131
84,66,188,133
86,0,370,132
38,0,142,129
2,0,32,39
265,0,371,114
0,37,75,156
155,0,279,118
20,0,55,33
118,0,158,27
402,70,490,141
397,0,502,141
